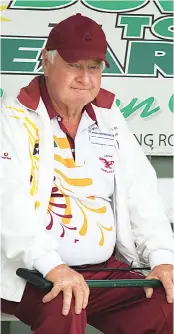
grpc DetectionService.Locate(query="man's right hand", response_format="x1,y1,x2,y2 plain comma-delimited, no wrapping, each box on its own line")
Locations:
42,264,90,315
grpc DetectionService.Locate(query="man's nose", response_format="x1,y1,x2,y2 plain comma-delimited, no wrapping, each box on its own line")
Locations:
77,68,91,85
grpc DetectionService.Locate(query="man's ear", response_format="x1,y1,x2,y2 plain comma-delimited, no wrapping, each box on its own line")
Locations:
42,49,49,76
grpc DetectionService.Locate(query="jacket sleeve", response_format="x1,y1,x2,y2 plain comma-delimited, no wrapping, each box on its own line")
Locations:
0,102,64,276
113,106,174,268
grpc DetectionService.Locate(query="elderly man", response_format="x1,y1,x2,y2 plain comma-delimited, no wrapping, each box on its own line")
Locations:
1,13,173,334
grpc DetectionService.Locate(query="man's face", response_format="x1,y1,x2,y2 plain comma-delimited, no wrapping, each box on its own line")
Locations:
42,50,103,108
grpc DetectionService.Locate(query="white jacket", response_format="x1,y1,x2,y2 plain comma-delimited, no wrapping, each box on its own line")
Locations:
1,77,173,302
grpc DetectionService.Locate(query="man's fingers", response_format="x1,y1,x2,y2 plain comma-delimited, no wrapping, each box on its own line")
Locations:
160,277,173,303
73,286,84,314
145,269,174,303
42,285,61,303
82,284,90,309
145,275,158,299
144,287,153,298
62,287,72,316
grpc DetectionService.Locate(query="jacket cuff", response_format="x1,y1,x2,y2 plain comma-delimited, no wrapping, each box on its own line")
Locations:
34,251,65,277
149,250,174,269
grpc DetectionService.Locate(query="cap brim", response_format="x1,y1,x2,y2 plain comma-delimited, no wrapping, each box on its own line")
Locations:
58,49,110,68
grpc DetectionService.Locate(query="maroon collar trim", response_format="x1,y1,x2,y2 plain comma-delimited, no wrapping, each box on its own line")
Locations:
17,76,41,111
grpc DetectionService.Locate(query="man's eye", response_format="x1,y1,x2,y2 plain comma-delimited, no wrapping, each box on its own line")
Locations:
68,63,79,68
89,65,100,70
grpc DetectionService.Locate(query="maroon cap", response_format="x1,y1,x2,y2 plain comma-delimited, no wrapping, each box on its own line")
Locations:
45,13,109,67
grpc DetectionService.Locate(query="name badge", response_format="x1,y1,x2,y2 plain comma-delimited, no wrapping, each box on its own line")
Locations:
90,130,115,147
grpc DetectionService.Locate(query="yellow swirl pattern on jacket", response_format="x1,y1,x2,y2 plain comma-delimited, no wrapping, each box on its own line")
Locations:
23,117,39,196
54,154,76,168
55,169,93,187
54,136,70,149
7,106,24,113
54,136,85,168
53,136,113,246
61,192,72,225
97,223,113,246
77,203,88,236
6,108,40,197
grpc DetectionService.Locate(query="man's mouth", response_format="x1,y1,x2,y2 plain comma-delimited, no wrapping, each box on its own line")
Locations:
72,88,90,90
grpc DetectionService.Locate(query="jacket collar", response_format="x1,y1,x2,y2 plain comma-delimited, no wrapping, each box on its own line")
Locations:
17,75,115,112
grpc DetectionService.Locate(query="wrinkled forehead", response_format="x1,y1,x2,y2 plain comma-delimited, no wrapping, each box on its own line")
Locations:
79,58,103,65
61,57,103,66
74,58,102,64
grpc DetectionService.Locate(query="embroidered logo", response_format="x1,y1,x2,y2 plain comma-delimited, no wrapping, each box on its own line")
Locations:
0,152,11,160
99,155,114,173
84,32,92,41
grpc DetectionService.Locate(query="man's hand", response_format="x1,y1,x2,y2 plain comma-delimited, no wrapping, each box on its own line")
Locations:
145,264,174,303
42,264,90,315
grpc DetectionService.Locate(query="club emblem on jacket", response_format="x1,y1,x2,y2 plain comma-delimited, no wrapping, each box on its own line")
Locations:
99,156,114,173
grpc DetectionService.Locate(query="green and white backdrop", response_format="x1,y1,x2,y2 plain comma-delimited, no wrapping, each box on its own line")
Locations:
0,2,173,333
1,0,174,155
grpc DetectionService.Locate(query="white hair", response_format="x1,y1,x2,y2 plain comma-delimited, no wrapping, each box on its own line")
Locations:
47,49,105,71
47,50,58,64
101,61,105,71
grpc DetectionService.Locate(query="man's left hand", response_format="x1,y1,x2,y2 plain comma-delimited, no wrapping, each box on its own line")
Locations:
145,264,174,303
